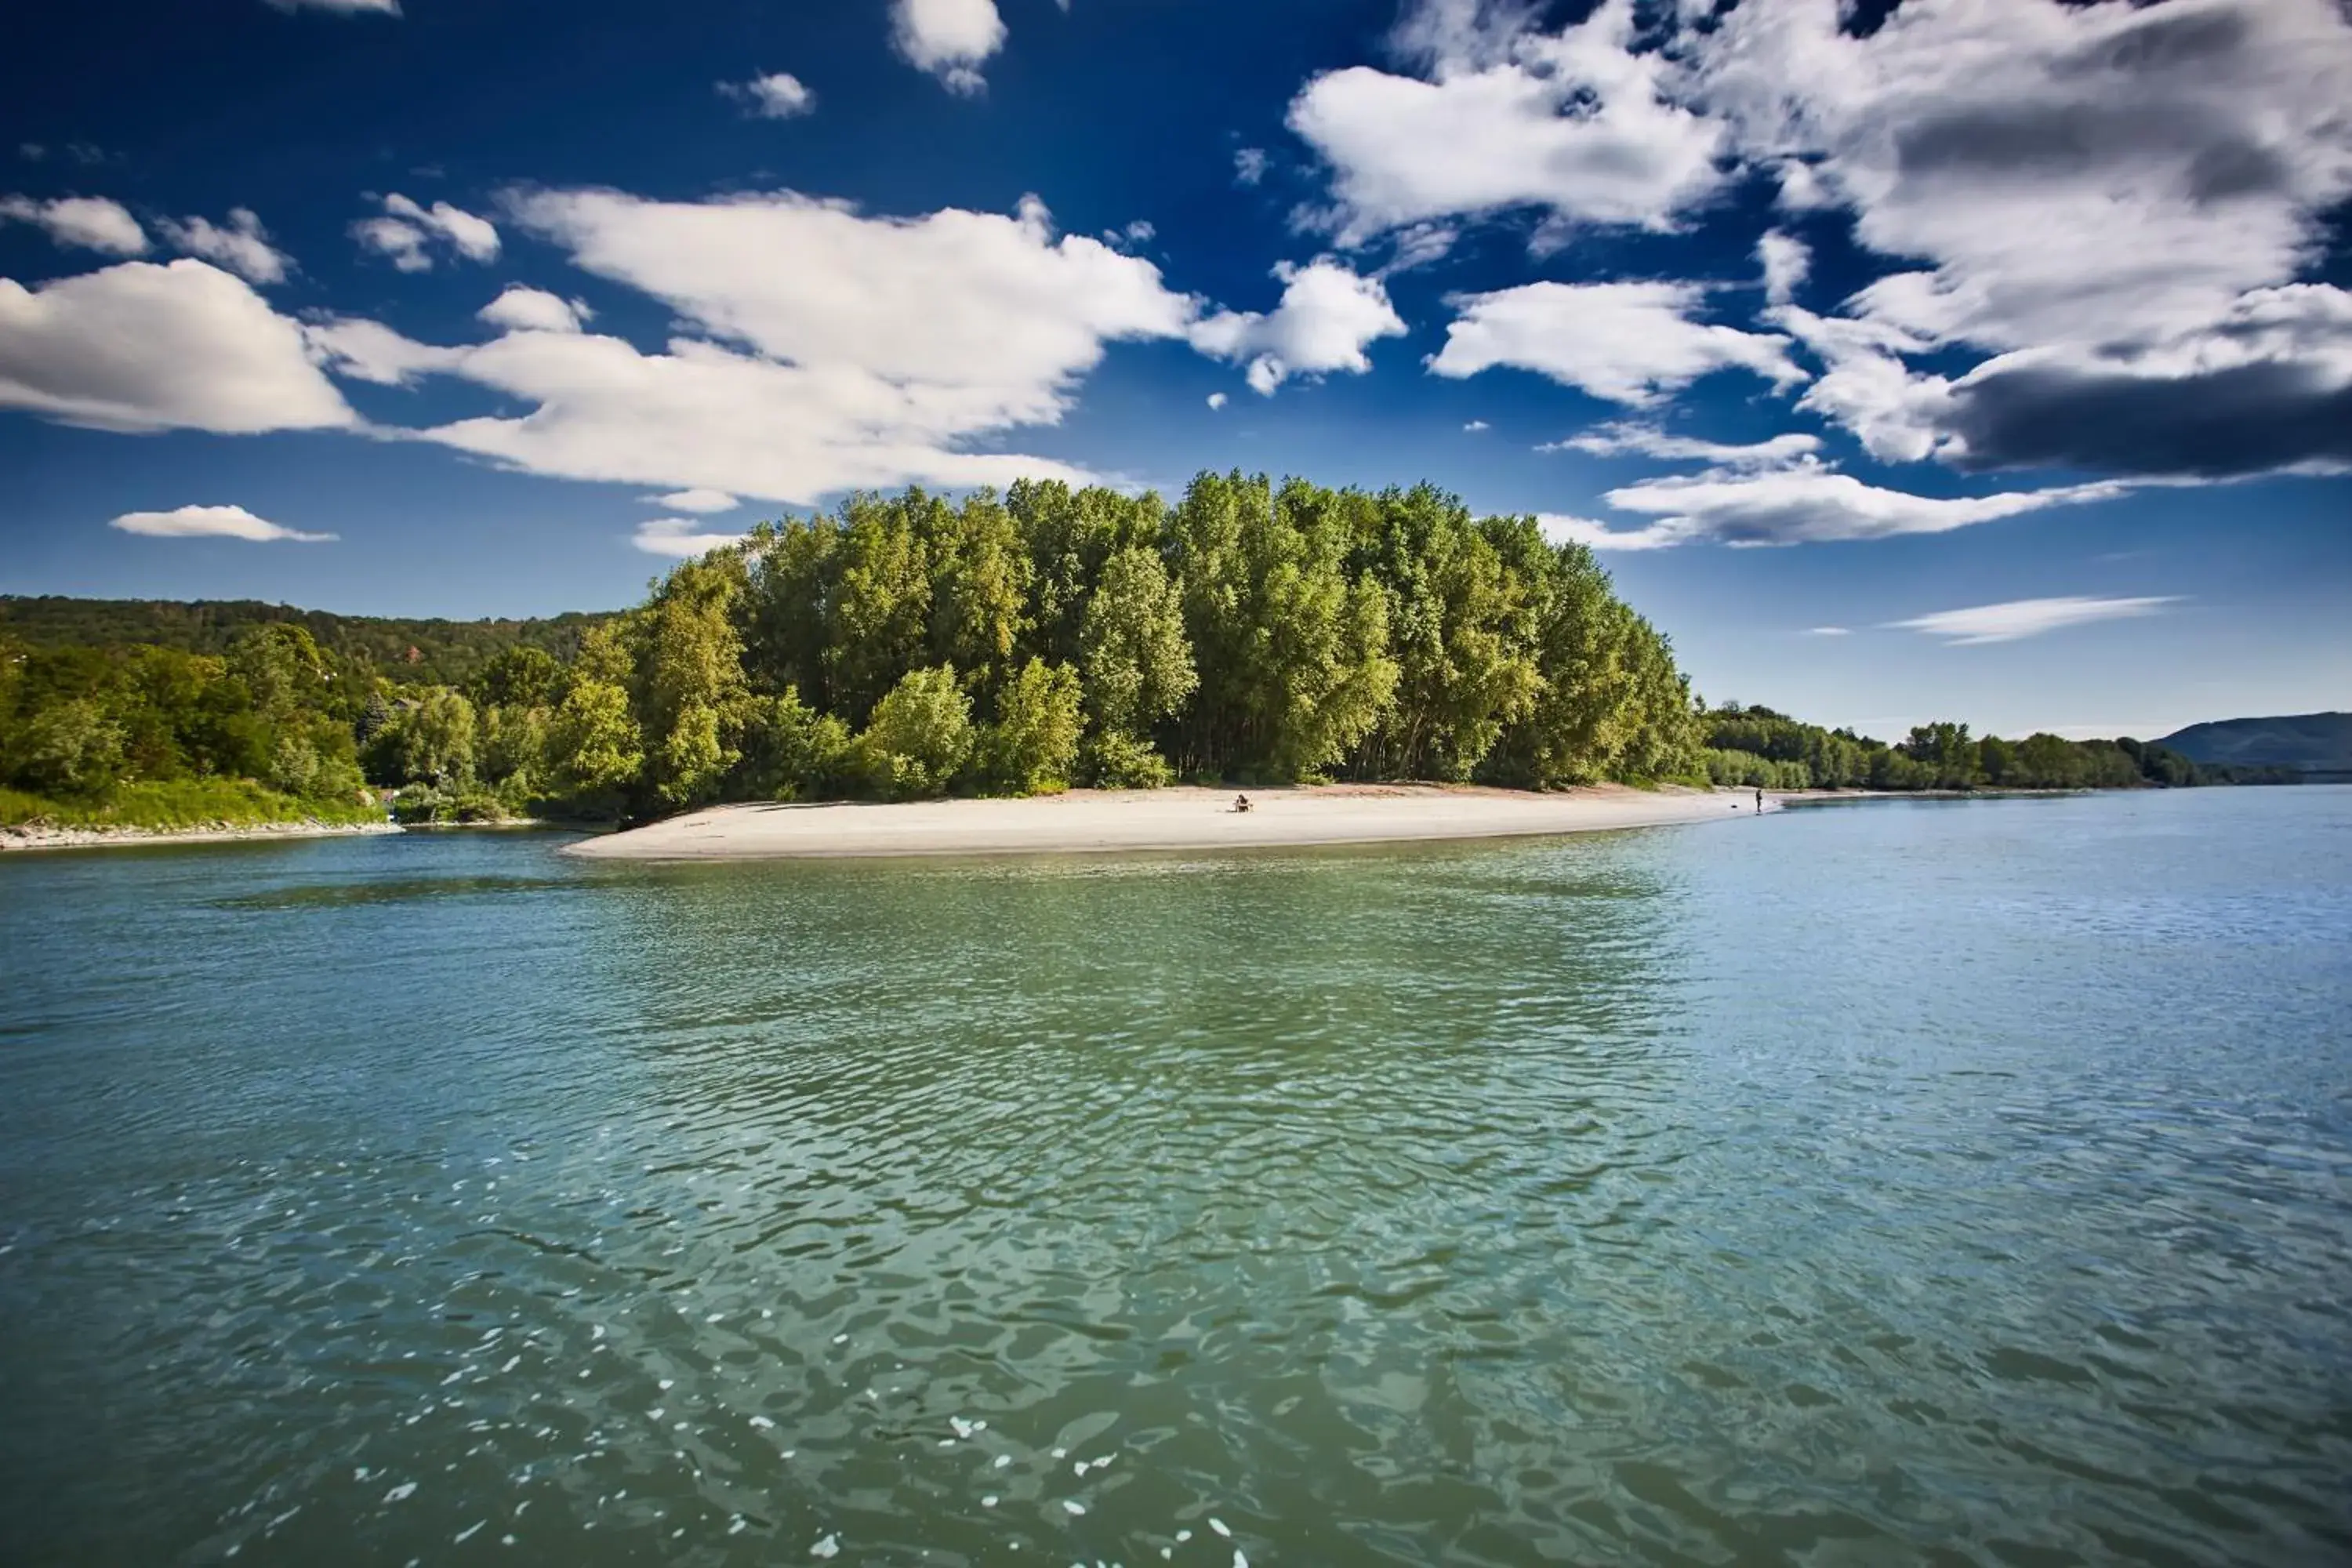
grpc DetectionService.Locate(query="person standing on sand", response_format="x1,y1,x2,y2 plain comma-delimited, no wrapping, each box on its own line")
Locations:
1754,787,1764,813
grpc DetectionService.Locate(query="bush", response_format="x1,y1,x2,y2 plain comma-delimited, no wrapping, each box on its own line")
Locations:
1081,730,1175,789
853,665,971,800
971,659,1083,796
741,688,852,800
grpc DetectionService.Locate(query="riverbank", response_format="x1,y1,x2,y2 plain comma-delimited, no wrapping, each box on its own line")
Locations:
563,782,1762,862
0,818,402,853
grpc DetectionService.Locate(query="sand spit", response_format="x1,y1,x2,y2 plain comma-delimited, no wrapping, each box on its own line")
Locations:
563,783,1768,862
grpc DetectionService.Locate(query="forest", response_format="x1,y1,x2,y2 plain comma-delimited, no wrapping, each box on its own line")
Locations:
0,472,2289,832
1699,706,2293,790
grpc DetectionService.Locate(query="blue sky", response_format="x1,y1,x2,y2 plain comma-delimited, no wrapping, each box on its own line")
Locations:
2,0,2347,741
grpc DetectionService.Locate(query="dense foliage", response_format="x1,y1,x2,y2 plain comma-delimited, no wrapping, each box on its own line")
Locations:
0,595,609,688
1700,706,2296,791
6,472,2294,834
2,474,1707,826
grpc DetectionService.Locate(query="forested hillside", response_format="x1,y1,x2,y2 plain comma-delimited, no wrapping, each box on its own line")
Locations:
0,596,610,689
2158,713,2352,775
1700,705,2296,790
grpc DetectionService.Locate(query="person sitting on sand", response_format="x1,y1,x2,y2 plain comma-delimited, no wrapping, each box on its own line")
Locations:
1233,793,1252,813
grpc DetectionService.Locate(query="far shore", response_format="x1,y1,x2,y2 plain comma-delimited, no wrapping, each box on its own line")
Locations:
562,783,1769,862
0,819,402,854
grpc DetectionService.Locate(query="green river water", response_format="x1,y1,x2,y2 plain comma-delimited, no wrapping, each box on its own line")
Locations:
2,787,2347,1566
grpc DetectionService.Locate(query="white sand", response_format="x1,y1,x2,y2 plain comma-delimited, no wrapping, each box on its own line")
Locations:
563,783,1765,862
0,819,401,854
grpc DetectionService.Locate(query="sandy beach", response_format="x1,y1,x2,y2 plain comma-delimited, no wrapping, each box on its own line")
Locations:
0,819,402,854
563,783,1763,862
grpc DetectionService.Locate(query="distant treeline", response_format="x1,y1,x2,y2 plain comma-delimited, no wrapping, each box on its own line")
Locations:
2,474,1701,824
1701,705,2303,791
0,595,610,689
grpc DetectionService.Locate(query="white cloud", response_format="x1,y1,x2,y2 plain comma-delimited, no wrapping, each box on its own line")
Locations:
1287,0,1726,246
1429,281,1804,405
891,0,1006,95
1887,595,2184,645
353,193,499,272
1690,0,2352,477
155,209,290,285
1697,0,2352,356
263,0,399,13
1596,461,2128,547
650,488,739,514
1757,230,1807,307
1805,626,1850,636
0,260,354,432
1189,257,1406,395
507,187,1192,401
0,194,148,256
1463,419,1488,431
477,285,589,334
1206,391,1228,410
304,316,464,386
633,517,750,557
110,503,334,542
1534,513,1682,551
1548,422,1821,466
723,72,816,119
303,190,1203,506
1234,147,1269,187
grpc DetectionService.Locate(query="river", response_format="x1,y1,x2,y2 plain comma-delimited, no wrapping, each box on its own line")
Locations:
2,788,2347,1565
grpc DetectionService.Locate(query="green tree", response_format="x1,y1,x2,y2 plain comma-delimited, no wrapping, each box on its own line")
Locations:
826,494,932,724
637,555,750,807
854,664,971,800
13,698,126,795
739,688,852,801
543,680,644,804
973,658,1084,795
1078,544,1194,755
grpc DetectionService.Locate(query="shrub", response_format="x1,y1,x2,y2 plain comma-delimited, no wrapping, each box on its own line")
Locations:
853,665,971,800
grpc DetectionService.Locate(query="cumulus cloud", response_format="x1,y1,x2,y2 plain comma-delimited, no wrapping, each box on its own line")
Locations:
155,209,290,285
723,72,816,119
1463,419,1488,431
0,194,148,256
1886,595,2184,644
891,0,1007,95
1189,258,1406,394
477,285,590,334
353,193,499,272
0,259,354,432
300,190,1203,505
650,488,739,514
110,503,334,542
1206,391,1228,409
1552,422,1820,466
1287,0,1726,245
633,517,750,557
1691,0,2352,478
1234,147,1269,187
1430,281,1804,405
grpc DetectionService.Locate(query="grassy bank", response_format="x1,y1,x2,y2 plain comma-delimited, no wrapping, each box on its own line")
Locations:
0,779,384,832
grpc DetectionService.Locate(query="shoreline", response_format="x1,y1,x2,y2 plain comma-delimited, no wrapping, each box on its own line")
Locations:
562,783,1766,862
0,818,403,854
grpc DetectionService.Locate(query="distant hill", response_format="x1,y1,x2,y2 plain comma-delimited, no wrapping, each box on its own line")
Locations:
0,595,615,688
2158,713,2352,776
